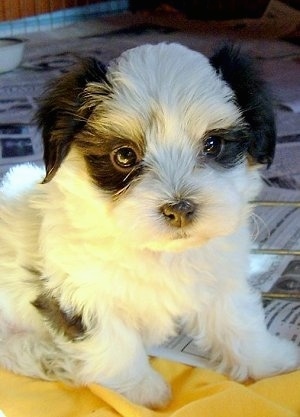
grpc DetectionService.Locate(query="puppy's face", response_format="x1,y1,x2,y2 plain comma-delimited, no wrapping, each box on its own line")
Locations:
37,43,276,251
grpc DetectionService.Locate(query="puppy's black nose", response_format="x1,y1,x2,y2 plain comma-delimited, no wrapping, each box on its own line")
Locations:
160,200,196,228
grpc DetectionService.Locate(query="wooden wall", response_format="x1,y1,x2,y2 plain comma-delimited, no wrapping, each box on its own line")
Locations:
0,0,102,21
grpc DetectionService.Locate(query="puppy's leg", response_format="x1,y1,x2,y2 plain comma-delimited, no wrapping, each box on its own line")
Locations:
0,315,170,408
187,288,299,381
52,317,171,409
71,321,171,408
0,331,59,380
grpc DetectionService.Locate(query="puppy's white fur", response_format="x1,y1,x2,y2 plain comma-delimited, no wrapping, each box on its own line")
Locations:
0,43,298,408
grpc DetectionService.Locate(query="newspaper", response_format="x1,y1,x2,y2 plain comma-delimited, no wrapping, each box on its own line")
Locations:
0,124,43,177
262,136,300,189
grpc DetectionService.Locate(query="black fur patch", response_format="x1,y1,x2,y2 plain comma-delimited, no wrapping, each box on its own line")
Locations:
36,58,110,182
210,45,276,166
32,293,86,341
204,127,250,168
75,132,144,194
85,154,143,194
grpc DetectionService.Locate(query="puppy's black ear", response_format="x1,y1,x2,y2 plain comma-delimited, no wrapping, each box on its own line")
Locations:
210,45,276,166
36,58,109,183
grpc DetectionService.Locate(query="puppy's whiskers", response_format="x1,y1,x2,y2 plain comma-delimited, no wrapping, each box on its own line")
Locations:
122,166,139,183
112,171,141,199
249,211,270,242
113,183,131,199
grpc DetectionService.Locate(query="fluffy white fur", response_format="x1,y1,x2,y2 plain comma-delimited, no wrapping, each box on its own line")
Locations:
0,43,298,408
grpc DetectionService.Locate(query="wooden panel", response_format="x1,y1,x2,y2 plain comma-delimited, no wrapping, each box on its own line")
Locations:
64,0,76,8
35,0,51,15
49,0,65,13
3,0,21,20
0,1,4,20
20,0,36,18
0,0,107,21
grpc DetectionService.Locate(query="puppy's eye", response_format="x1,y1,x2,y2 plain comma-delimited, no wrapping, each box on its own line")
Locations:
111,146,138,170
203,136,223,158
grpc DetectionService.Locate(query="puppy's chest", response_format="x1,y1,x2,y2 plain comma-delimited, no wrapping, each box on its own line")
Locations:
44,246,200,344
76,256,196,344
104,259,197,345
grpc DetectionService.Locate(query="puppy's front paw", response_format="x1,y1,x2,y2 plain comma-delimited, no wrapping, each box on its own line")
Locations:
122,369,171,409
248,337,299,380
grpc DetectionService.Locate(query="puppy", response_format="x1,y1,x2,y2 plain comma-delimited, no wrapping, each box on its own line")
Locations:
0,43,298,408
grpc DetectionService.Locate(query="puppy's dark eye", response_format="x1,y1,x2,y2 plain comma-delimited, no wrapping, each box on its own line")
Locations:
203,136,223,158
111,146,138,171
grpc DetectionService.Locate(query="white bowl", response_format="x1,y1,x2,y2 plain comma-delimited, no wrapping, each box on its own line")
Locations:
0,38,25,73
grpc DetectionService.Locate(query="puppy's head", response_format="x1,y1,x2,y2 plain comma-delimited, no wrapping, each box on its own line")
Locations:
37,43,275,251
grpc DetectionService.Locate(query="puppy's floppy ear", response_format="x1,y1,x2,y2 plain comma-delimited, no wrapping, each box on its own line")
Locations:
36,58,109,183
210,44,276,166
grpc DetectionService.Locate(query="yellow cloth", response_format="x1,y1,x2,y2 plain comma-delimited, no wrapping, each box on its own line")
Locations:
1,358,299,417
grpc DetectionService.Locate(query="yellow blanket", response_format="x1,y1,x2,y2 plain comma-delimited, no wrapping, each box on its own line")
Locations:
1,358,299,417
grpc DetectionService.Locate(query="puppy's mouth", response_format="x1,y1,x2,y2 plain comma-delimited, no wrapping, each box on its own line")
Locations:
172,230,191,240
143,227,205,252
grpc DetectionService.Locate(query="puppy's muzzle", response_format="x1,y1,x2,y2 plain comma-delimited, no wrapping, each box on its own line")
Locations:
160,200,196,228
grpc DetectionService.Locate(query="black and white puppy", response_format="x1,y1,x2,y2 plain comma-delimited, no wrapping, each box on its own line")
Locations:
0,43,298,408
